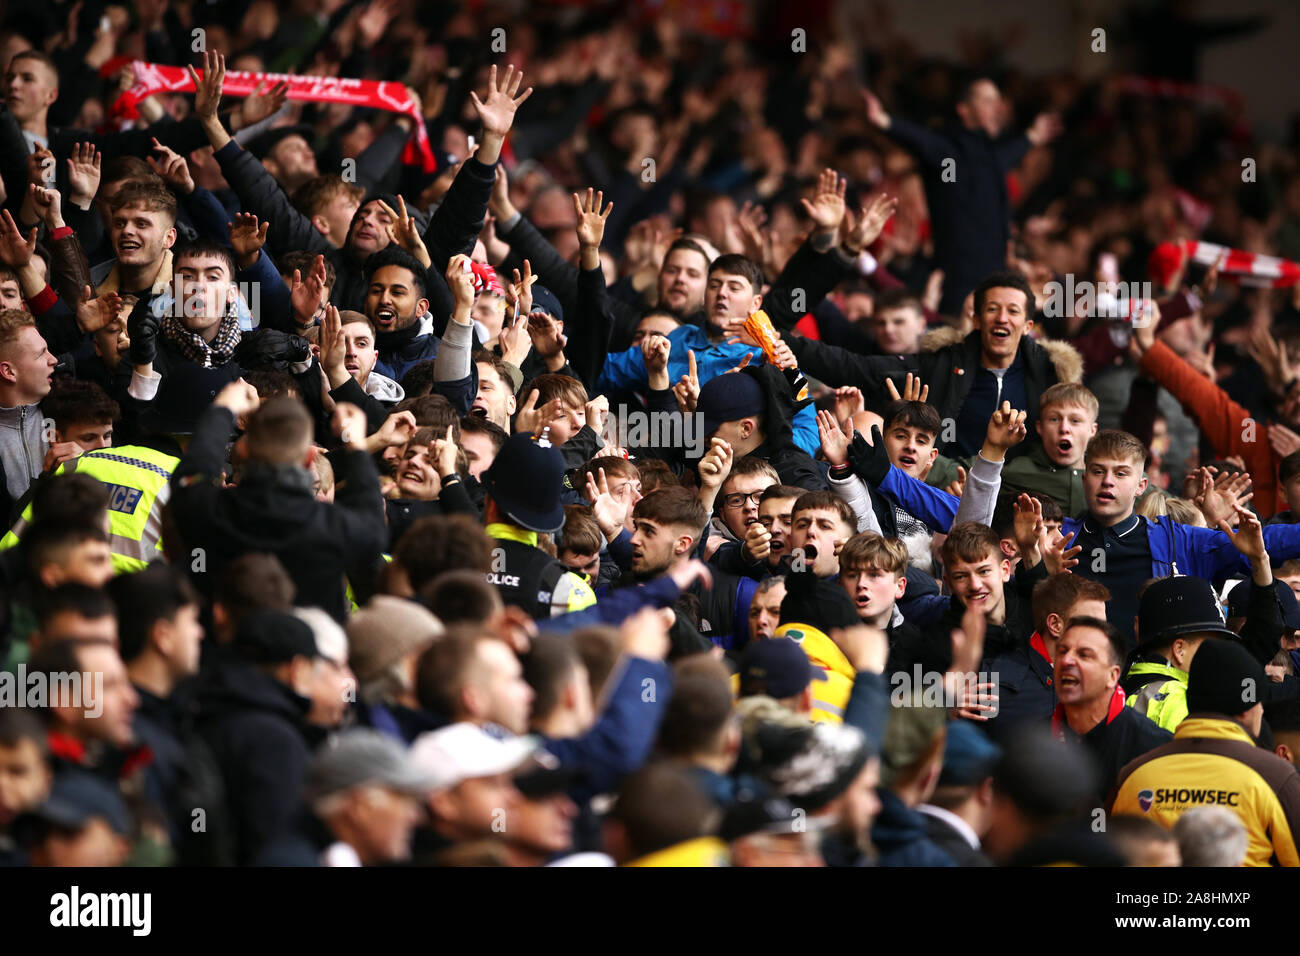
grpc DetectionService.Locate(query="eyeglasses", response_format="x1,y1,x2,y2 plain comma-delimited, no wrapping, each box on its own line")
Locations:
723,491,764,509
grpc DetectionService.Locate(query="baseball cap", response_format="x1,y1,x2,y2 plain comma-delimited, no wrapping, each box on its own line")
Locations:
482,432,567,533
232,610,321,664
697,372,765,441
748,720,873,812
304,729,439,803
409,722,539,791
530,285,564,324
737,637,826,699
512,749,579,799
346,595,443,686
1225,579,1300,632
13,772,130,845
1136,576,1237,652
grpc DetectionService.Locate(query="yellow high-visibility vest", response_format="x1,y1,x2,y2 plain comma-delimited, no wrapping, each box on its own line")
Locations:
1,445,180,573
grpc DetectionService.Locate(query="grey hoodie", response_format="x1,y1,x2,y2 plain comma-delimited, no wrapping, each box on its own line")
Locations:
0,403,47,502
364,371,405,405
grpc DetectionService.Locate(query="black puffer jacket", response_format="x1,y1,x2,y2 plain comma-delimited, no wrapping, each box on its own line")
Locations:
194,656,315,866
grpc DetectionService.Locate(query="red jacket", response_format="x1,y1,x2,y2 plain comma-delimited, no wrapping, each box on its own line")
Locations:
1139,340,1282,517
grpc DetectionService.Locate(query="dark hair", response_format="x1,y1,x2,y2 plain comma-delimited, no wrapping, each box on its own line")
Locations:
882,399,942,438
41,379,119,430
657,672,734,758
1031,574,1111,638
400,360,439,398
459,415,508,454
34,583,116,632
110,179,178,223
874,287,923,314
242,369,301,402
791,490,857,530
174,238,236,279
291,175,364,219
558,505,602,556
279,250,336,288
1063,615,1127,668
393,515,493,592
109,564,199,664
636,458,679,493
663,238,711,267
473,350,516,396
29,474,109,525
973,270,1035,316
0,708,48,753
760,483,804,504
415,624,488,719
363,245,427,299
607,763,716,859
419,570,501,625
1264,697,1300,734
394,393,459,434
243,396,313,465
940,522,1003,567
633,487,708,538
1280,451,1300,485
24,521,108,579
214,553,295,637
707,253,764,295
572,626,621,702
523,633,581,723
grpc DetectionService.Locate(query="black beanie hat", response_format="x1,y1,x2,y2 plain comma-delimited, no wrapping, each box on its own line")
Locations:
778,570,860,632
1186,638,1267,717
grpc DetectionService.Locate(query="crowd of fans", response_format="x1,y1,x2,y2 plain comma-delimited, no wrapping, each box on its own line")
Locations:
0,0,1298,868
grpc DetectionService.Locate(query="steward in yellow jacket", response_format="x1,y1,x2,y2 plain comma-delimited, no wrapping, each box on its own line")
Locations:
1112,640,1300,866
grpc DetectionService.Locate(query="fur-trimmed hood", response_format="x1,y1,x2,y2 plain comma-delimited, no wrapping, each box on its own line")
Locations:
919,326,1083,384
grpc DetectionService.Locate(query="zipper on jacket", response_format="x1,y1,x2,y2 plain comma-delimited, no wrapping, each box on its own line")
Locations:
20,405,34,481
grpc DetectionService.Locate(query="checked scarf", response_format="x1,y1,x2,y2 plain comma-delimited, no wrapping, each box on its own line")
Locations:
161,310,242,367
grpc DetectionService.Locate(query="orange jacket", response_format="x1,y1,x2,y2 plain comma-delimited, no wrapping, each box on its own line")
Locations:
1139,341,1282,516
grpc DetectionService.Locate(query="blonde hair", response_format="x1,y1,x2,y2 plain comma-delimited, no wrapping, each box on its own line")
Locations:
1040,382,1099,419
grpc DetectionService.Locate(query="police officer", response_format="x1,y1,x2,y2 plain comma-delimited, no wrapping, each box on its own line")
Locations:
480,431,595,618
1122,577,1237,732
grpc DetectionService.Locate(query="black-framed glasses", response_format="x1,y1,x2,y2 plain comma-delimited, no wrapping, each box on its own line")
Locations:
723,491,763,509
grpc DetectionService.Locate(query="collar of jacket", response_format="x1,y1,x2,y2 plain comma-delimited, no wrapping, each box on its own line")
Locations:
365,371,406,403
239,461,315,494
1029,442,1077,473
1128,660,1187,684
1174,714,1256,743
1052,684,1127,738
98,248,174,297
487,521,538,547
47,730,153,778
775,621,855,681
0,403,38,425
375,313,434,355
625,836,729,867
1030,631,1052,664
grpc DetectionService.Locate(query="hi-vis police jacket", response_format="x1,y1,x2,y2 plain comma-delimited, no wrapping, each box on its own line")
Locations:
1112,715,1300,867
1124,661,1189,733
486,523,596,618
1,445,179,573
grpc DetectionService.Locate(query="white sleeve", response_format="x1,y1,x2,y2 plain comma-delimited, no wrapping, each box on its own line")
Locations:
830,471,884,536
128,368,161,402
954,453,1003,528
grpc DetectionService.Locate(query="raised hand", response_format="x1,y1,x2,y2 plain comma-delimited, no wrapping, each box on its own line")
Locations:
505,259,537,318
1026,111,1064,147
743,519,772,563
318,304,349,386
186,50,226,123
817,408,851,467
1043,527,1082,575
841,192,898,255
228,212,270,269
696,437,734,492
75,286,122,335
884,372,928,404
799,167,847,235
1193,466,1253,527
28,183,62,229
65,143,102,207
513,388,560,436
862,88,891,129
1218,504,1267,564
429,425,459,479
379,196,431,268
584,394,608,435
642,333,671,390
367,410,417,453
528,313,568,367
148,137,195,194
0,209,36,268
672,349,700,414
236,79,289,129
497,309,532,368
290,254,329,327
469,64,533,140
944,465,967,498
1012,493,1045,554
585,466,631,539
573,188,613,250
1268,422,1300,459
445,254,477,314
983,401,1028,459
